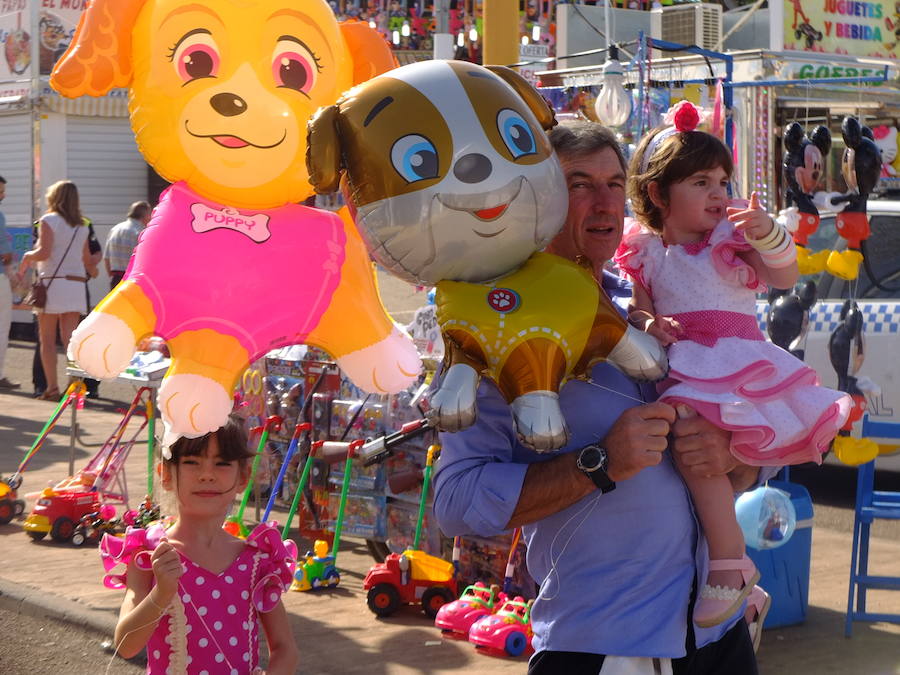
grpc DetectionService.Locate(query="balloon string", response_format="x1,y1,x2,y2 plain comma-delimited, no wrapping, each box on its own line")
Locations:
538,492,602,601
583,379,647,404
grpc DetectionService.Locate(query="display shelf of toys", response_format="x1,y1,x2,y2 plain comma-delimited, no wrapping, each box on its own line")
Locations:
241,328,531,598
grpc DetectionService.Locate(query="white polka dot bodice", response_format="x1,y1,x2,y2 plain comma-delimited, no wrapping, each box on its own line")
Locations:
628,221,758,316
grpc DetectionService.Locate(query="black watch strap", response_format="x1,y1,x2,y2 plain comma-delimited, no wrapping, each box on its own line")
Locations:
577,446,616,494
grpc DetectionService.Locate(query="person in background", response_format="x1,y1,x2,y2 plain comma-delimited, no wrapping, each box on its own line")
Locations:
30,215,103,398
82,217,103,398
105,201,151,289
18,181,98,400
0,175,20,390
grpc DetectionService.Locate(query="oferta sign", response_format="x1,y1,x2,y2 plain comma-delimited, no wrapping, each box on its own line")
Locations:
782,0,898,59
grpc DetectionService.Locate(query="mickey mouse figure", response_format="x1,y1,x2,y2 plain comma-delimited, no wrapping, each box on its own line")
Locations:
779,122,831,275
828,300,880,464
823,117,882,280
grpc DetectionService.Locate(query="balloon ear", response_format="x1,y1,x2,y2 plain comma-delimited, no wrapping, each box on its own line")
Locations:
307,106,344,195
783,122,805,153
485,65,557,131
339,20,398,85
842,117,862,149
809,125,832,156
798,279,818,310
50,0,147,97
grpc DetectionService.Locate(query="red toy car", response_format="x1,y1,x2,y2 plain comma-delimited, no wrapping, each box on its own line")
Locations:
364,550,457,619
24,483,104,542
468,596,534,657
434,581,505,639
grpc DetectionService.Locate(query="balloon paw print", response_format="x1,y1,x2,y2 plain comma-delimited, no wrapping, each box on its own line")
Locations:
50,0,414,438
308,60,667,451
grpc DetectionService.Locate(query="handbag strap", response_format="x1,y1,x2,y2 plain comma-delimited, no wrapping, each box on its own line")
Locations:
40,220,82,293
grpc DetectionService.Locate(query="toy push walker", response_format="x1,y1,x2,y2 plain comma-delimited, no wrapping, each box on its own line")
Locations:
23,387,154,542
224,414,283,538
363,443,458,619
285,438,365,591
0,382,87,525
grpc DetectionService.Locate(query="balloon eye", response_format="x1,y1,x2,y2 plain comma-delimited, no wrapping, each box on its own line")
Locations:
391,134,439,183
273,54,313,92
497,108,536,159
272,39,320,96
172,34,220,83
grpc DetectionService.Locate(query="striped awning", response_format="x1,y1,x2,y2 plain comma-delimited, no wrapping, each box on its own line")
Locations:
42,88,130,117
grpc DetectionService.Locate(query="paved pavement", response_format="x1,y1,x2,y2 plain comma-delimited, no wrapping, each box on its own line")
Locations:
1,335,900,673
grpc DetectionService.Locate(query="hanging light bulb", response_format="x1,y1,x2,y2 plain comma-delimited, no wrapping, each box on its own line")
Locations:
594,46,632,128
457,32,465,47
521,35,529,46
392,30,400,45
469,27,478,42
401,21,411,37
532,25,541,42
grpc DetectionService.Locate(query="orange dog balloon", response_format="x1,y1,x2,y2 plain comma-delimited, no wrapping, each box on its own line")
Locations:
51,1,418,439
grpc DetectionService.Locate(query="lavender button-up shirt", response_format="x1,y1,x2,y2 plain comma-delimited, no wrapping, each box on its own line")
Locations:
433,270,771,658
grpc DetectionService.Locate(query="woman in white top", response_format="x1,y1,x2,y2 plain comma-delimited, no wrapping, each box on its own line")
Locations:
19,181,99,399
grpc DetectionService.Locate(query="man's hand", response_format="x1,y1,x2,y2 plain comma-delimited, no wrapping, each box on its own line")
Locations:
603,402,676,481
670,405,737,478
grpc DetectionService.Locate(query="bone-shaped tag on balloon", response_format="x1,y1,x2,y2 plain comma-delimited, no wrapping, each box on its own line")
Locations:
190,203,271,243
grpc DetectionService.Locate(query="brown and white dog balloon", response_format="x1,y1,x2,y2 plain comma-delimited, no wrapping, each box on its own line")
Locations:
308,61,666,451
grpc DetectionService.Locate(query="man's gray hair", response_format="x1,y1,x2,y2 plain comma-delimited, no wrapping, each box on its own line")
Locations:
128,201,152,220
548,121,628,174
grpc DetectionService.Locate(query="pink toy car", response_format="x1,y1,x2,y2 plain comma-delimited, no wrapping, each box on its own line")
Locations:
468,596,534,657
434,582,505,639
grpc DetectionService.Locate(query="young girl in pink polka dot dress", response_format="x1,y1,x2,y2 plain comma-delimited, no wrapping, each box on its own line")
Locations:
100,415,299,674
616,103,850,630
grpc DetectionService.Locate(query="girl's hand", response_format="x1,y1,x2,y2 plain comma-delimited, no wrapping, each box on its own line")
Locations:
150,540,183,601
647,314,681,346
727,191,774,240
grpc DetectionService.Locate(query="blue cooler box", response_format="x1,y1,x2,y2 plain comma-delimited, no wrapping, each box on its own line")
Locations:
745,480,814,628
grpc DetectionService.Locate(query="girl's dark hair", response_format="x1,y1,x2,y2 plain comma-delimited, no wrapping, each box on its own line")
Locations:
164,414,254,466
627,128,733,232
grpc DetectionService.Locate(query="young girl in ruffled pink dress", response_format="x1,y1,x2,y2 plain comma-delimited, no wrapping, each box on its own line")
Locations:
616,102,850,629
100,415,299,674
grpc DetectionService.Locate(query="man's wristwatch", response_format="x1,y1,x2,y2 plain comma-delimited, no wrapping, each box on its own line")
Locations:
576,444,616,494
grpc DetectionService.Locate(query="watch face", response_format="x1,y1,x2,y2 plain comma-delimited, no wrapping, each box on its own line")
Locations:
579,444,604,470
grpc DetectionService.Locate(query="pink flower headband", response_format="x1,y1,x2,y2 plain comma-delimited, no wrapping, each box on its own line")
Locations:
639,101,704,174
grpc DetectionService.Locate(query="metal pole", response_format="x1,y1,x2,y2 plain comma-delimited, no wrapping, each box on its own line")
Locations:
68,400,77,477
483,0,519,66
433,0,454,60
30,0,41,223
